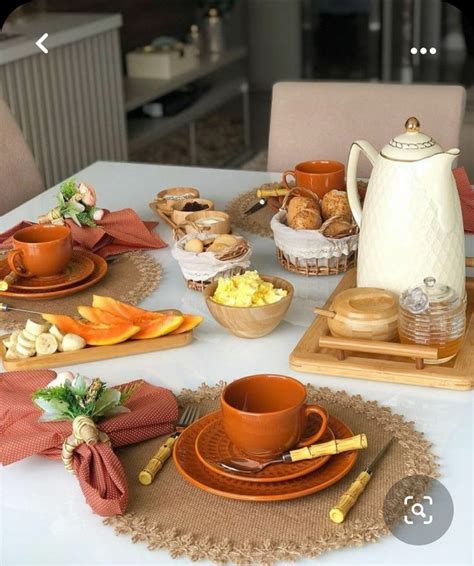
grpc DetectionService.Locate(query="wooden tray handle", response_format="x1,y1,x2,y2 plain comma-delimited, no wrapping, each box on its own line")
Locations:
319,335,438,369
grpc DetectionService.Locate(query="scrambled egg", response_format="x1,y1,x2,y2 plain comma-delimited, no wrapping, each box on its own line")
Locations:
212,271,288,307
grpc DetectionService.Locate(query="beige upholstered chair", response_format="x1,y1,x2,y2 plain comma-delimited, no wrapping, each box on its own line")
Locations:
267,82,466,178
0,99,43,215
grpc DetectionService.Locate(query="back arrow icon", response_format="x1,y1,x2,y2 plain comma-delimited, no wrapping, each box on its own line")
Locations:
36,33,49,54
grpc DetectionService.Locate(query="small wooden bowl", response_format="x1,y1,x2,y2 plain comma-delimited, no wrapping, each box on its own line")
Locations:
203,275,294,338
171,198,215,225
183,210,231,235
154,187,200,211
314,287,399,341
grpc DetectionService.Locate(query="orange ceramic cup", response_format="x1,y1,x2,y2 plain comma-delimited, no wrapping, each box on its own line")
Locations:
8,224,73,278
221,374,328,458
283,160,345,198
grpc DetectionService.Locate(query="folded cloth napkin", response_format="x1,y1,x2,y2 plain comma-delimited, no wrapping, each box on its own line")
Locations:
0,208,167,258
0,370,178,516
453,167,474,233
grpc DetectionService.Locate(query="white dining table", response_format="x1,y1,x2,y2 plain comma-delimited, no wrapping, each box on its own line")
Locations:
1,161,473,566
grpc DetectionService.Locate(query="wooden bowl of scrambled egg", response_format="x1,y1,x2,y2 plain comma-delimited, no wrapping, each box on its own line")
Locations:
203,271,294,338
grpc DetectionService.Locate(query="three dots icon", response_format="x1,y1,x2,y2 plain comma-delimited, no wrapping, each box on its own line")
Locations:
411,47,437,55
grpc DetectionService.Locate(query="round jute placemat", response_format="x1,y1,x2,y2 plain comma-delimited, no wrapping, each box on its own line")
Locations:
0,251,162,332
225,190,276,239
105,383,438,565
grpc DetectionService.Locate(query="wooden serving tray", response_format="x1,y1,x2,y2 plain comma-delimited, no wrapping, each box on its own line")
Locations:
1,331,193,371
290,269,473,391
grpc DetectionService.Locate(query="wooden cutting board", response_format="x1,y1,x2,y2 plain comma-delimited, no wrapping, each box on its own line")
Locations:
1,331,193,371
290,269,473,391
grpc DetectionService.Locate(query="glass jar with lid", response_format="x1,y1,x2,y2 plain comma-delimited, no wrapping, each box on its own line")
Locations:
399,276,466,364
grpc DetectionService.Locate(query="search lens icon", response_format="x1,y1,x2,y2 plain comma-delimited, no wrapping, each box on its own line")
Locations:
411,503,426,518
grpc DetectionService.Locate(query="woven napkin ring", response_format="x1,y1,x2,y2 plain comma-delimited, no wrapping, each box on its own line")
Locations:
61,416,111,473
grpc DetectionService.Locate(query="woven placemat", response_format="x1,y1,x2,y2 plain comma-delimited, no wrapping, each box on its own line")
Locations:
105,383,438,565
0,251,162,332
225,190,277,238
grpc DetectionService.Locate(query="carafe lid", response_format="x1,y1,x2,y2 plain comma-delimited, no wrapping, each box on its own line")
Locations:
381,117,443,161
400,276,461,314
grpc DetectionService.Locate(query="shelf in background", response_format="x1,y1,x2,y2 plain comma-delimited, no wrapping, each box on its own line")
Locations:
127,77,248,153
124,46,247,113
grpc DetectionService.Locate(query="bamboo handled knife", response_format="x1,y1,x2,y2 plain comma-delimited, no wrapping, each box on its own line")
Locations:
329,437,394,523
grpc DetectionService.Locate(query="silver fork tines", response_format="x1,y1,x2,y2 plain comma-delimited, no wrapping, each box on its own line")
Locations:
176,404,200,431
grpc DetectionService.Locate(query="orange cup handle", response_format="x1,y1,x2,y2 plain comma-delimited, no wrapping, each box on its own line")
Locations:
283,170,296,190
7,249,34,278
296,405,328,448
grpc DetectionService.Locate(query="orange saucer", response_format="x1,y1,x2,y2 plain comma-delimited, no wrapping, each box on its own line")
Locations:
173,413,358,502
0,250,107,300
195,411,335,483
2,251,95,291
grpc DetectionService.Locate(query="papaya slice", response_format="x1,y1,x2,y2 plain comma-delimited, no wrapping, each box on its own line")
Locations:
132,315,184,340
42,314,140,346
92,295,158,321
171,315,204,334
77,306,127,325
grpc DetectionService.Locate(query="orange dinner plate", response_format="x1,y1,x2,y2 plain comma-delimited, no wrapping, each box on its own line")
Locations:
173,412,358,501
195,411,335,483
0,250,107,300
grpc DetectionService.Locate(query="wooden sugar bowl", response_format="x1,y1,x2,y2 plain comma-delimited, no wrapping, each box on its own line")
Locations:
314,287,399,341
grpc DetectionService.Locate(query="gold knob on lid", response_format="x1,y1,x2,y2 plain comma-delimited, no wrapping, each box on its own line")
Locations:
405,117,420,132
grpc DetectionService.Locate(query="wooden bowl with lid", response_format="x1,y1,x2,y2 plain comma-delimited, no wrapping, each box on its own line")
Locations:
314,287,399,341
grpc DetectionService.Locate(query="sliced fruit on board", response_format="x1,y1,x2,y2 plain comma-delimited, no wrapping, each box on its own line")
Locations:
170,315,204,334
42,314,140,346
132,315,184,340
92,295,158,321
77,306,126,325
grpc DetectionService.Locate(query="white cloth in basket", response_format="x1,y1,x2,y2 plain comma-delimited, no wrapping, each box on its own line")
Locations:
271,211,358,260
172,234,252,281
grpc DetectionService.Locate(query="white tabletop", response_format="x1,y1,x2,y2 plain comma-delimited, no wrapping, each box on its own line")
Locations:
1,162,473,566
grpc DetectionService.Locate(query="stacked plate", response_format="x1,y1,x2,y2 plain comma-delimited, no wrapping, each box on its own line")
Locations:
173,410,358,501
0,250,107,300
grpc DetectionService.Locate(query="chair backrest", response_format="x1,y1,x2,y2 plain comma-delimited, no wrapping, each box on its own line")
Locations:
267,82,466,178
0,99,44,215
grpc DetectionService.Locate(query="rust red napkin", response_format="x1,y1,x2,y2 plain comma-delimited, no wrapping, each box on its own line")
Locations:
453,167,474,233
0,370,178,516
0,208,167,258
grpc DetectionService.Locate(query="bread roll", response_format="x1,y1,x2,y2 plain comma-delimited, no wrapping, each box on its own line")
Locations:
287,196,322,230
321,190,352,221
320,216,355,238
184,238,204,253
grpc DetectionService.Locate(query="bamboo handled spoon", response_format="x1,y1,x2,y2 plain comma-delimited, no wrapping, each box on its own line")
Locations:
218,434,367,474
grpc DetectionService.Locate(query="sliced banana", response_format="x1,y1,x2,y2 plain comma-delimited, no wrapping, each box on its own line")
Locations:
18,332,36,350
16,342,36,358
62,333,86,352
35,333,58,356
9,330,21,345
49,325,65,343
3,337,11,349
26,319,50,337
22,328,37,342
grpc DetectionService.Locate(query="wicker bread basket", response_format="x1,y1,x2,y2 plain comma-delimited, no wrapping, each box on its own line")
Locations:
271,187,359,276
172,233,252,291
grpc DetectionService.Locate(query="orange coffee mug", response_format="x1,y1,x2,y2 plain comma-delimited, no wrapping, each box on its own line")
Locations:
8,224,73,278
221,374,328,458
283,160,345,198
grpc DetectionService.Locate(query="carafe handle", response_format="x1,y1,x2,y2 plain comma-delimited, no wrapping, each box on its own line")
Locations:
346,141,378,227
